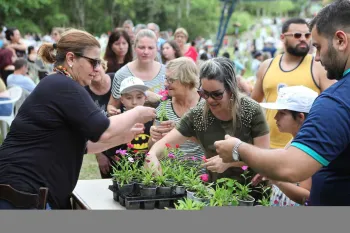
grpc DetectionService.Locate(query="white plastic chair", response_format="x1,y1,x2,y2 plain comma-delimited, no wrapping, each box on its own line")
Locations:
0,86,23,139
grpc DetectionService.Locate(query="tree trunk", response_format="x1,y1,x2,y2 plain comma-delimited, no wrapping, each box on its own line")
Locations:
75,0,85,28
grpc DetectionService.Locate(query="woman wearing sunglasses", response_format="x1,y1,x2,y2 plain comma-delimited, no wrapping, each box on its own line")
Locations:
146,57,270,189
0,29,156,209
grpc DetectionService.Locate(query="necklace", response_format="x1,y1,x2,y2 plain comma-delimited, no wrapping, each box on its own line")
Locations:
54,65,72,78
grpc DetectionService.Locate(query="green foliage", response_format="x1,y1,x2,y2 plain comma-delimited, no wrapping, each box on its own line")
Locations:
227,11,254,35
174,198,206,210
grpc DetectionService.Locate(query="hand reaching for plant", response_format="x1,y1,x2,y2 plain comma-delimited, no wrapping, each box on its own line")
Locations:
121,123,145,143
201,155,231,173
144,152,163,176
252,173,268,186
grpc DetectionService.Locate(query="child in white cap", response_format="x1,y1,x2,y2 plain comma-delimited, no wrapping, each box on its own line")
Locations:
257,85,318,206
103,76,154,169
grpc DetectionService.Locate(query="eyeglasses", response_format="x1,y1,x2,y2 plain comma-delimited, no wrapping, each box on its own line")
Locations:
284,32,311,40
165,76,177,84
197,89,226,100
75,54,102,69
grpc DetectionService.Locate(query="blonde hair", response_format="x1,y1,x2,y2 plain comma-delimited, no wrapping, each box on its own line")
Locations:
133,29,157,48
174,28,189,39
38,28,100,65
52,27,65,36
166,57,199,89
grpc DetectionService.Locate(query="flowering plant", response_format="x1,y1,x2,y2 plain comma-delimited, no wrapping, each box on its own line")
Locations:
174,198,206,210
256,184,271,206
235,166,254,201
156,89,169,122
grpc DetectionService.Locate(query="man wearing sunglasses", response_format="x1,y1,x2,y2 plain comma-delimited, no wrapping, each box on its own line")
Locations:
251,18,336,150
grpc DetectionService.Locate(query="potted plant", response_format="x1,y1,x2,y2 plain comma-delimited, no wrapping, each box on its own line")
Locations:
173,198,206,210
139,166,157,197
208,178,239,207
169,165,187,195
191,182,213,205
156,89,169,124
256,185,272,207
236,166,255,206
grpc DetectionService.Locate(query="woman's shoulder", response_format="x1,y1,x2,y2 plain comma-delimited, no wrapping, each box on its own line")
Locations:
115,64,132,77
240,96,263,126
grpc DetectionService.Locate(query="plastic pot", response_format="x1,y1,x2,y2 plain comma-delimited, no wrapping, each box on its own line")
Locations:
140,186,157,197
238,195,255,206
143,201,156,210
125,201,141,210
186,189,196,199
157,186,172,196
157,200,171,209
192,195,210,205
172,186,186,195
117,182,134,196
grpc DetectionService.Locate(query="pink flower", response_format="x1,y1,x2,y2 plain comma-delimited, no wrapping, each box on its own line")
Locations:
127,143,134,149
175,144,180,148
191,156,197,161
201,156,207,162
168,153,175,159
274,200,279,205
116,149,127,155
146,159,151,163
146,153,150,156
200,174,209,182
241,166,248,171
165,143,171,148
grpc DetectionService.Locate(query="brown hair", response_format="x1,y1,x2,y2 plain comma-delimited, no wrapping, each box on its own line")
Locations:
161,40,182,64
174,27,189,39
38,28,100,66
104,28,133,73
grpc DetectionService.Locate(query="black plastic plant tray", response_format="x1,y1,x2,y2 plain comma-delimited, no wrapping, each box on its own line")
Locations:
109,185,185,209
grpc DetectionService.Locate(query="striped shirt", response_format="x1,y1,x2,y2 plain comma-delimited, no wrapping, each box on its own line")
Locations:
156,99,205,161
111,64,166,99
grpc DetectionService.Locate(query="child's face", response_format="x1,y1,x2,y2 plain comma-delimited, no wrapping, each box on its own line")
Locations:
120,90,147,110
274,110,301,134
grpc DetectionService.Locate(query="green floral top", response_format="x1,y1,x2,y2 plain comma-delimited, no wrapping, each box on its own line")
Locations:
176,96,269,183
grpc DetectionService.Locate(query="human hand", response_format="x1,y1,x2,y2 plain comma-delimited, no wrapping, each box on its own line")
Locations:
201,155,231,173
134,106,157,123
107,104,121,116
252,174,268,186
122,123,144,143
150,121,175,142
214,134,242,163
145,91,163,103
96,153,111,175
144,153,162,176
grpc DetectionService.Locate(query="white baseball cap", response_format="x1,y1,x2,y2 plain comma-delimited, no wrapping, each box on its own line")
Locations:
260,86,318,113
120,76,149,95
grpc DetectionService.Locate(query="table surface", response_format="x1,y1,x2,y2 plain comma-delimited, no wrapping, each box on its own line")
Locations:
72,179,125,210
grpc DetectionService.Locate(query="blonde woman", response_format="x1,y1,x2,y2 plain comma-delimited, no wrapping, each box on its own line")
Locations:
107,29,166,114
174,28,198,62
149,57,205,162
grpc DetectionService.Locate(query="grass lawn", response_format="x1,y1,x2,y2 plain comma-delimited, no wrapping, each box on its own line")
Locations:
79,154,101,180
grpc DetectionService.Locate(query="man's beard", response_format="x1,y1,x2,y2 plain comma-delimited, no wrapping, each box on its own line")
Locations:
322,45,345,80
286,42,310,57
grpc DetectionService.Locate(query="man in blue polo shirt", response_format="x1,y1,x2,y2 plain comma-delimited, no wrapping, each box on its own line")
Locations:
214,0,350,206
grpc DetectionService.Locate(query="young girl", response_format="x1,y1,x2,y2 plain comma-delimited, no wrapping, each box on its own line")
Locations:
259,85,318,206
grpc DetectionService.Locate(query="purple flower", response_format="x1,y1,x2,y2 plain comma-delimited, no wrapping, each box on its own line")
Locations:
190,156,197,161
168,153,175,159
116,149,127,156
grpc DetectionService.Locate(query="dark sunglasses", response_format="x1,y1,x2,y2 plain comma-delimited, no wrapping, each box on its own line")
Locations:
284,32,311,39
75,54,102,69
197,89,226,100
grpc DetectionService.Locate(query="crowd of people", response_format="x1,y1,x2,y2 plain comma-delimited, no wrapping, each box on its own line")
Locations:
0,0,349,209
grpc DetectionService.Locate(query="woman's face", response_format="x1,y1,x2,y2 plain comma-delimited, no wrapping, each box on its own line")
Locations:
162,43,176,61
112,36,129,58
175,33,187,47
164,69,186,97
200,78,231,116
51,31,61,42
274,110,300,134
72,46,102,86
135,36,157,62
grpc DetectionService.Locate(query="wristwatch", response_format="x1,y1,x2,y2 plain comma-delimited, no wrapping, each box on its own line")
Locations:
232,140,243,162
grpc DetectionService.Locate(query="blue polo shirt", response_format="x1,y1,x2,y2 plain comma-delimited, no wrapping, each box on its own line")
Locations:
291,69,350,206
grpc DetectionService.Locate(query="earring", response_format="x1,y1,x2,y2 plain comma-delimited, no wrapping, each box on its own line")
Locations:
69,64,73,68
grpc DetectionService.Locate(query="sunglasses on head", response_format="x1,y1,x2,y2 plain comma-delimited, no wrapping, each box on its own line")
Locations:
284,32,311,39
75,54,102,69
197,89,226,100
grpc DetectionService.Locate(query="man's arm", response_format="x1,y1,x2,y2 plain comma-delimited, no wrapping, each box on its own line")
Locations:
214,135,322,183
8,42,27,51
313,60,336,92
251,58,273,102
